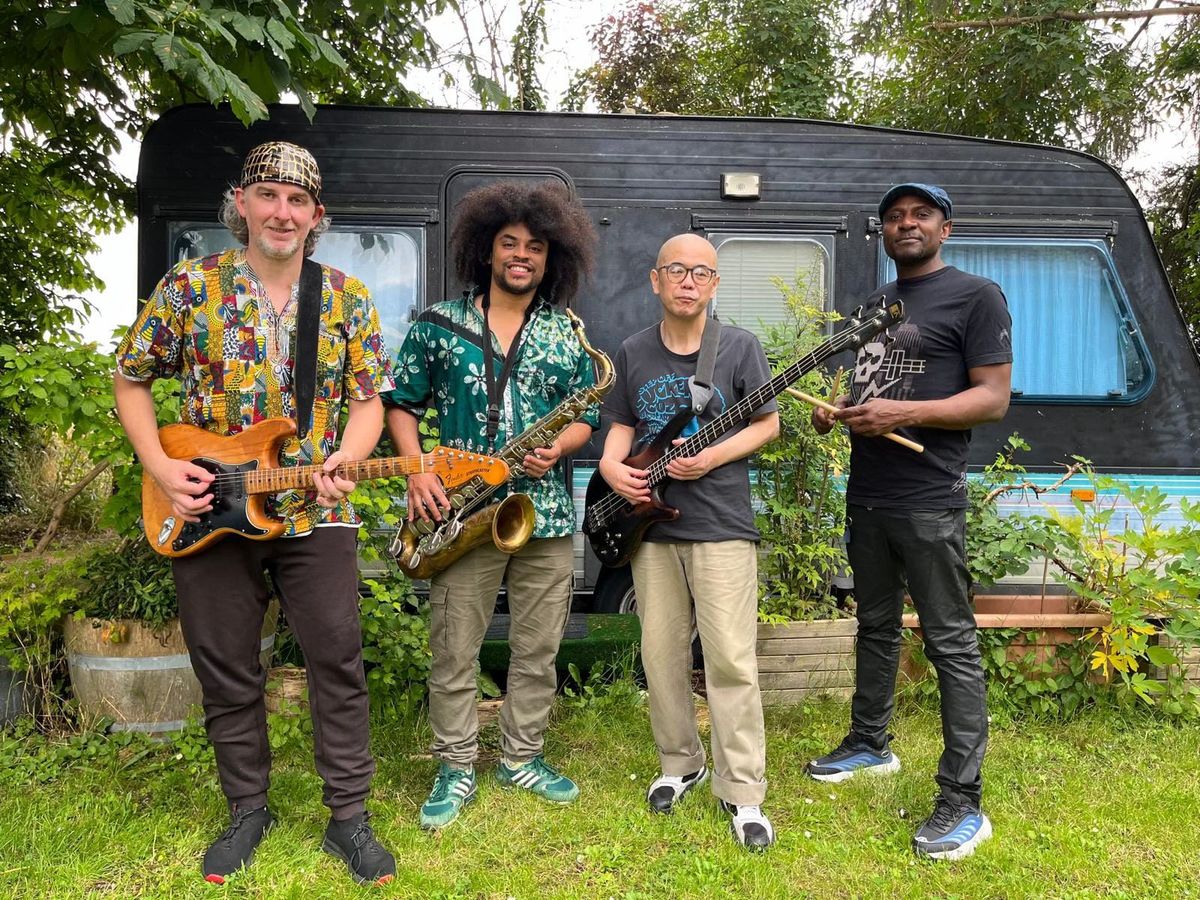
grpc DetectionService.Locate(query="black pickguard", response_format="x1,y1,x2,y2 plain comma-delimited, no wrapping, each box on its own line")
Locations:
171,457,267,554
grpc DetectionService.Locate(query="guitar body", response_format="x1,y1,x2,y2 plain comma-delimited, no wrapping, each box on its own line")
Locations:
583,406,693,568
144,418,296,559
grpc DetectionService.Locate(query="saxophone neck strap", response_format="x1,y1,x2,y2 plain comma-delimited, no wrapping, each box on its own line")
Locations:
480,292,537,444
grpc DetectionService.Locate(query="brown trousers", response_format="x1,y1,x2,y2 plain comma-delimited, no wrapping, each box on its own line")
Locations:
173,526,373,819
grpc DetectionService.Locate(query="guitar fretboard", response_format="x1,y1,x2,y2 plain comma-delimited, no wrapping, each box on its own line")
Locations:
642,310,895,488
244,455,433,494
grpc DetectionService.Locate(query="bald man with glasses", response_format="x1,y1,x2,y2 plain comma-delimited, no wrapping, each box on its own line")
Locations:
599,234,780,850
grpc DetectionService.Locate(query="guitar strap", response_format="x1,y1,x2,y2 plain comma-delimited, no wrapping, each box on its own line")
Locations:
293,257,322,441
687,316,722,415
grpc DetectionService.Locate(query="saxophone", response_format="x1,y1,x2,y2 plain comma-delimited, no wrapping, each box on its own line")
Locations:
390,309,614,579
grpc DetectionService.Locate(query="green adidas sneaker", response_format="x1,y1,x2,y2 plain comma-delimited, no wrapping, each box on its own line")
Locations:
495,755,580,804
419,763,477,830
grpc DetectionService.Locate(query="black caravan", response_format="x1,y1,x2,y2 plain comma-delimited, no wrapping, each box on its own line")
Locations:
137,104,1200,607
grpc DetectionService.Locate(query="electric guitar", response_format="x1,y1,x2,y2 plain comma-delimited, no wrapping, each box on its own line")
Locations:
584,301,905,567
143,417,508,558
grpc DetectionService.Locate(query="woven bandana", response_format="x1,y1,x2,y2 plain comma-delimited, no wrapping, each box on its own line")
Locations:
240,142,322,201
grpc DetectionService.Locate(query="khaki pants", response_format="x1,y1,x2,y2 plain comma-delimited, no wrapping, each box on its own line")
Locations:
632,540,767,806
427,536,573,767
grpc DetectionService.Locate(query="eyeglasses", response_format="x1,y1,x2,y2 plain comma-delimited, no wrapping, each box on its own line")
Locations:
657,263,717,286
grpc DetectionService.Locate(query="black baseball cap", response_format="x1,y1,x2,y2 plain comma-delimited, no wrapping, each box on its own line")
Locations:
878,183,953,220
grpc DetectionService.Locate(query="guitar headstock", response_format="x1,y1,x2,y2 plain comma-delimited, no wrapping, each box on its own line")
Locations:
426,447,510,488
841,299,905,348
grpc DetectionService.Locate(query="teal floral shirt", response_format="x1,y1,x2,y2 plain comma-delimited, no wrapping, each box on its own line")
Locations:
383,296,600,538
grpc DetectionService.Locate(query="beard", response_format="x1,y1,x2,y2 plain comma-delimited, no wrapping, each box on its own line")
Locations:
492,267,543,296
253,230,303,261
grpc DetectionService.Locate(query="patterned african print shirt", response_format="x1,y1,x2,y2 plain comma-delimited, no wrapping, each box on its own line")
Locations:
115,248,394,536
383,296,600,538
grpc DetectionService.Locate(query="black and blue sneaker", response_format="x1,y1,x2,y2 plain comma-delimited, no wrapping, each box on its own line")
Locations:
806,732,900,783
912,794,993,860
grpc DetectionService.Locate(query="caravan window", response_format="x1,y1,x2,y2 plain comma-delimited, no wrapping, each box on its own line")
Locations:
711,236,833,339
167,223,424,352
880,238,1153,404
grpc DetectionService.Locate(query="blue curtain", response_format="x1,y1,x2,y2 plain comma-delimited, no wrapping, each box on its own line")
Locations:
886,241,1130,398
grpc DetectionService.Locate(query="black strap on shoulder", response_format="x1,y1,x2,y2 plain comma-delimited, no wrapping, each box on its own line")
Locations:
687,316,722,415
293,258,322,440
480,293,536,444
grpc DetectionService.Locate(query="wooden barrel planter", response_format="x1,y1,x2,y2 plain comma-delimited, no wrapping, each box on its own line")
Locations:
64,606,277,735
757,619,857,705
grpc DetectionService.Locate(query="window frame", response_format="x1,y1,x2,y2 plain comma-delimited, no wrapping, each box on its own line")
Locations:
708,232,836,338
876,236,1155,406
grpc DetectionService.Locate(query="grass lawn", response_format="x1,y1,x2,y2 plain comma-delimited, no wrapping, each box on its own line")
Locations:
2,690,1198,899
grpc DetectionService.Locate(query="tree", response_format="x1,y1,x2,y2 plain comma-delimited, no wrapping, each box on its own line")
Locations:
845,0,1158,163
569,0,844,117
0,0,445,518
0,0,445,347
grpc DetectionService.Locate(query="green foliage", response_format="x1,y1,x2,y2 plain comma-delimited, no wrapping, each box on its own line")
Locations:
846,0,1156,163
573,0,842,116
510,0,548,111
754,277,850,621
0,548,90,691
1147,159,1200,355
74,538,177,627
358,570,431,712
561,653,644,710
0,0,443,357
964,433,1053,590
1040,474,1200,710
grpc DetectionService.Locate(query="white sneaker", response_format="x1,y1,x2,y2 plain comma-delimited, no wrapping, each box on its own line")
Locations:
646,766,708,814
719,800,775,851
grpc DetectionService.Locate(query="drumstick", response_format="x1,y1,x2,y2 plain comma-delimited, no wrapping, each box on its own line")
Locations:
828,367,844,406
786,387,925,453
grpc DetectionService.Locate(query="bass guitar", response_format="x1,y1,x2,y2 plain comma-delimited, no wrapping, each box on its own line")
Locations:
143,417,508,558
583,300,904,567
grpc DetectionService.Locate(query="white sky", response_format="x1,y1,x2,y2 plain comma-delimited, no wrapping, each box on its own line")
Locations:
79,3,1195,347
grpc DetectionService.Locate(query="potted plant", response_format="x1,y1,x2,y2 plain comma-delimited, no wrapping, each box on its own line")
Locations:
753,281,858,704
63,537,277,734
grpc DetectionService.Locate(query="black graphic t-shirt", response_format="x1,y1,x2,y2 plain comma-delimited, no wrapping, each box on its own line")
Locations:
847,265,1012,510
603,322,777,543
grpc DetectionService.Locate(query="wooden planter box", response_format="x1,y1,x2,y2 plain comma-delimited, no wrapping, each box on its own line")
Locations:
756,619,857,705
899,594,1112,681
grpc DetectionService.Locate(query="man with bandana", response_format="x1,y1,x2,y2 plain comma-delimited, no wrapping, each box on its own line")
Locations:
113,142,397,885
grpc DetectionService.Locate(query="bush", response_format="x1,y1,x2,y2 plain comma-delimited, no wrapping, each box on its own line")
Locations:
753,275,850,621
74,538,177,628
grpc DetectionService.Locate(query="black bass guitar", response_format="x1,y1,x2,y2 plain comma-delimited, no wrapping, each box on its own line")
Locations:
583,300,904,567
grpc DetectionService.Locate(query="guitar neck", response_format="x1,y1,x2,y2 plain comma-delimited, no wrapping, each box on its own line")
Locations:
245,455,428,495
644,327,865,487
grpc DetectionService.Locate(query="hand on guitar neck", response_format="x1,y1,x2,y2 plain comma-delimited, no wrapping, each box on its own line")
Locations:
311,449,359,509
663,439,720,481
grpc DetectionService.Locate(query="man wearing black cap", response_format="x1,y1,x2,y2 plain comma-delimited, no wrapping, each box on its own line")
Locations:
113,142,397,885
807,183,1012,860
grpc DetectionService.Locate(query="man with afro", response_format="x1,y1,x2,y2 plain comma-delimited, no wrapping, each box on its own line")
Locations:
383,180,601,829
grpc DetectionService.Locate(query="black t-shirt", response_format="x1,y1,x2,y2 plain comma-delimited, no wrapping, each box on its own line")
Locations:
603,322,778,542
846,265,1013,509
